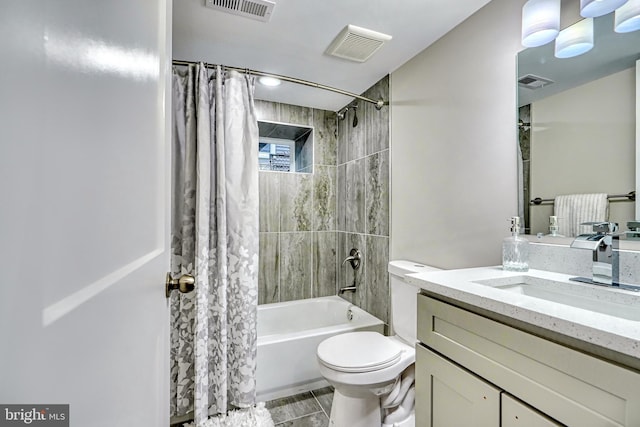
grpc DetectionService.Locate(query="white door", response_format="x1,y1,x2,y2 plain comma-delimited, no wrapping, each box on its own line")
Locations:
0,1,172,426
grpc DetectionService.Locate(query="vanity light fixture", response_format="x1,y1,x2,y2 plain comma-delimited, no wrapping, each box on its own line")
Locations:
580,0,628,17
554,18,594,58
258,76,281,87
615,0,640,32
521,0,561,47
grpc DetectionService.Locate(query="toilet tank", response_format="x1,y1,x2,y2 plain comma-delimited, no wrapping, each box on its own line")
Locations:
388,260,441,344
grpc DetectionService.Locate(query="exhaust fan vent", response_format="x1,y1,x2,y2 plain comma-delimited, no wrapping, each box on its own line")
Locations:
205,0,275,22
518,74,554,90
326,25,392,63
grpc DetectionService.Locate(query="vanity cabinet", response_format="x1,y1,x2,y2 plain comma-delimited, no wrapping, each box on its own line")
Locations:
416,294,640,426
416,345,562,427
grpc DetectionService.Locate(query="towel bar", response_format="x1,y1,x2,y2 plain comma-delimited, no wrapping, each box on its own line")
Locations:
530,191,636,206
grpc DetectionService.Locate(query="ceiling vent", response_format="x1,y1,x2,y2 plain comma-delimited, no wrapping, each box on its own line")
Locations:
326,25,392,63
205,0,275,23
518,74,555,90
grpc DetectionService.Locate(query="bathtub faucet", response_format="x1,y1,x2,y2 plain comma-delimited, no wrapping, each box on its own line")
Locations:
342,248,361,270
339,248,360,294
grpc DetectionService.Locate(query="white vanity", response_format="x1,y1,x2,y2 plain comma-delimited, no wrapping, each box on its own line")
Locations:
408,267,640,426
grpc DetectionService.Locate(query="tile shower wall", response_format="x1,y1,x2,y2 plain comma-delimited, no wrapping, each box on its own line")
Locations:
256,76,391,326
256,100,339,304
337,76,391,325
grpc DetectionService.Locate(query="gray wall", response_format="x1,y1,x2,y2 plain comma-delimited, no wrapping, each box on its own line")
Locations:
255,76,391,324
390,0,524,269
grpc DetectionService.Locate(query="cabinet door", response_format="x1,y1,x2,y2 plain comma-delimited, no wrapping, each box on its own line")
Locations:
416,344,501,427
502,393,565,427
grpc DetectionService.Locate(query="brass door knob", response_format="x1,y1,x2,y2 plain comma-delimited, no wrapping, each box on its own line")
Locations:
165,273,195,298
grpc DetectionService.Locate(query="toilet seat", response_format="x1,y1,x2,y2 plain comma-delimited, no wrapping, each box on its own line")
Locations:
317,332,403,373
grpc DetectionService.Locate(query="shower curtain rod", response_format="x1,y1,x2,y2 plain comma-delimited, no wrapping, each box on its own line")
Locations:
172,59,387,111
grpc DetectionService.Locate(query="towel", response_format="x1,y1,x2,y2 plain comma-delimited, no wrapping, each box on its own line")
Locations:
554,193,609,237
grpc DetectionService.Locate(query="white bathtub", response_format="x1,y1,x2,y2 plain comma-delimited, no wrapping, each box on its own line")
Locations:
256,295,384,401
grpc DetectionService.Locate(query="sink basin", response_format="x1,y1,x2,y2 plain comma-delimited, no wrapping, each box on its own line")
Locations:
473,275,640,321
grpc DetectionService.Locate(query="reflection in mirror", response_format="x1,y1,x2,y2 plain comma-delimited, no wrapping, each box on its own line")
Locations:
517,13,640,236
258,120,313,173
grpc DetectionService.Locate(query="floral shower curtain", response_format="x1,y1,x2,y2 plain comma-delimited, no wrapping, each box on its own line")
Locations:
170,63,259,424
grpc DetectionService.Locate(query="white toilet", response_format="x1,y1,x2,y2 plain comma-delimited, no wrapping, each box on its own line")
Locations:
316,260,440,427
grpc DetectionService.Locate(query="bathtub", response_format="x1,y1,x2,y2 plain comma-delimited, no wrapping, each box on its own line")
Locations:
256,295,384,401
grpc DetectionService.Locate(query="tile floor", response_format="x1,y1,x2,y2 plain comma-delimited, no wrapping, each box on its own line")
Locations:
170,387,334,427
265,387,333,427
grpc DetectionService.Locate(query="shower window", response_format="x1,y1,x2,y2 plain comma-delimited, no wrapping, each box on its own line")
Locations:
258,120,313,173
259,138,294,172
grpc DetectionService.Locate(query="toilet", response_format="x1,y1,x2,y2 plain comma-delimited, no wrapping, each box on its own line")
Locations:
316,260,440,427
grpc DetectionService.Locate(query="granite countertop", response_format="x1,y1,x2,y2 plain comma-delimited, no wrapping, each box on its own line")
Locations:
407,267,640,362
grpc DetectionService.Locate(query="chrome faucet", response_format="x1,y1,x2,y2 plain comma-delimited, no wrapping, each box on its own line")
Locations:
570,222,619,286
342,248,361,270
339,248,361,294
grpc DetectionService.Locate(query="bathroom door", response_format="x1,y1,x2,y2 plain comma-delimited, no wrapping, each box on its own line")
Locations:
0,0,172,425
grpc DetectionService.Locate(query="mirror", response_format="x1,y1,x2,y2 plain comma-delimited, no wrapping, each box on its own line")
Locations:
517,12,640,236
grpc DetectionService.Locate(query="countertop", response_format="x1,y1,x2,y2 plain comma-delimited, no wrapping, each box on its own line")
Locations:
407,267,640,362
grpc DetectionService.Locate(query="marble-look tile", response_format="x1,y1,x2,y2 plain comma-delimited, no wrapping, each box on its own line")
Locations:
366,150,389,236
313,109,337,166
364,76,390,156
280,173,312,232
275,412,328,427
347,102,365,162
313,166,336,231
255,99,279,122
337,109,348,166
280,104,312,126
337,232,366,308
345,159,365,234
266,391,322,424
336,164,346,231
311,387,334,417
365,235,390,324
259,172,280,232
279,232,312,301
313,232,337,297
295,133,313,172
259,233,279,304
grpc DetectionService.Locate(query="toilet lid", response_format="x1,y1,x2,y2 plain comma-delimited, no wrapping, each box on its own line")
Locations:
317,332,403,373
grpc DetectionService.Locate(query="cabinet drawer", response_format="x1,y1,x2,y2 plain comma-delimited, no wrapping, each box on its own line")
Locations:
417,294,640,426
502,393,564,427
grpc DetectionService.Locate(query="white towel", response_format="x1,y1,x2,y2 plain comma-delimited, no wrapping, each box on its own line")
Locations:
554,193,609,237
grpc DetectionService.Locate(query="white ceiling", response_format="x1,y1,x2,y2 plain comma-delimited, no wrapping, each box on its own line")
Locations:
172,0,492,111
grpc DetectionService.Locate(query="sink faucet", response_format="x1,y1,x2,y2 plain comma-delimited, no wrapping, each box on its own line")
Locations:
570,222,619,286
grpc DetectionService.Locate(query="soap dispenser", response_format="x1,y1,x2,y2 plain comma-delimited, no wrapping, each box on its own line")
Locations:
502,216,529,272
547,215,564,237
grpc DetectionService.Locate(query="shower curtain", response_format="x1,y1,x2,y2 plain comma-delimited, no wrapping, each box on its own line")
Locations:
170,63,259,424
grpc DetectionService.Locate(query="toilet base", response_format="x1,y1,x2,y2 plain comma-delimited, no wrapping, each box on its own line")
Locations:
382,411,414,427
328,389,381,427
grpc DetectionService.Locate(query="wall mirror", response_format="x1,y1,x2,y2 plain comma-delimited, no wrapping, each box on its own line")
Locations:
258,120,313,173
517,12,640,237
